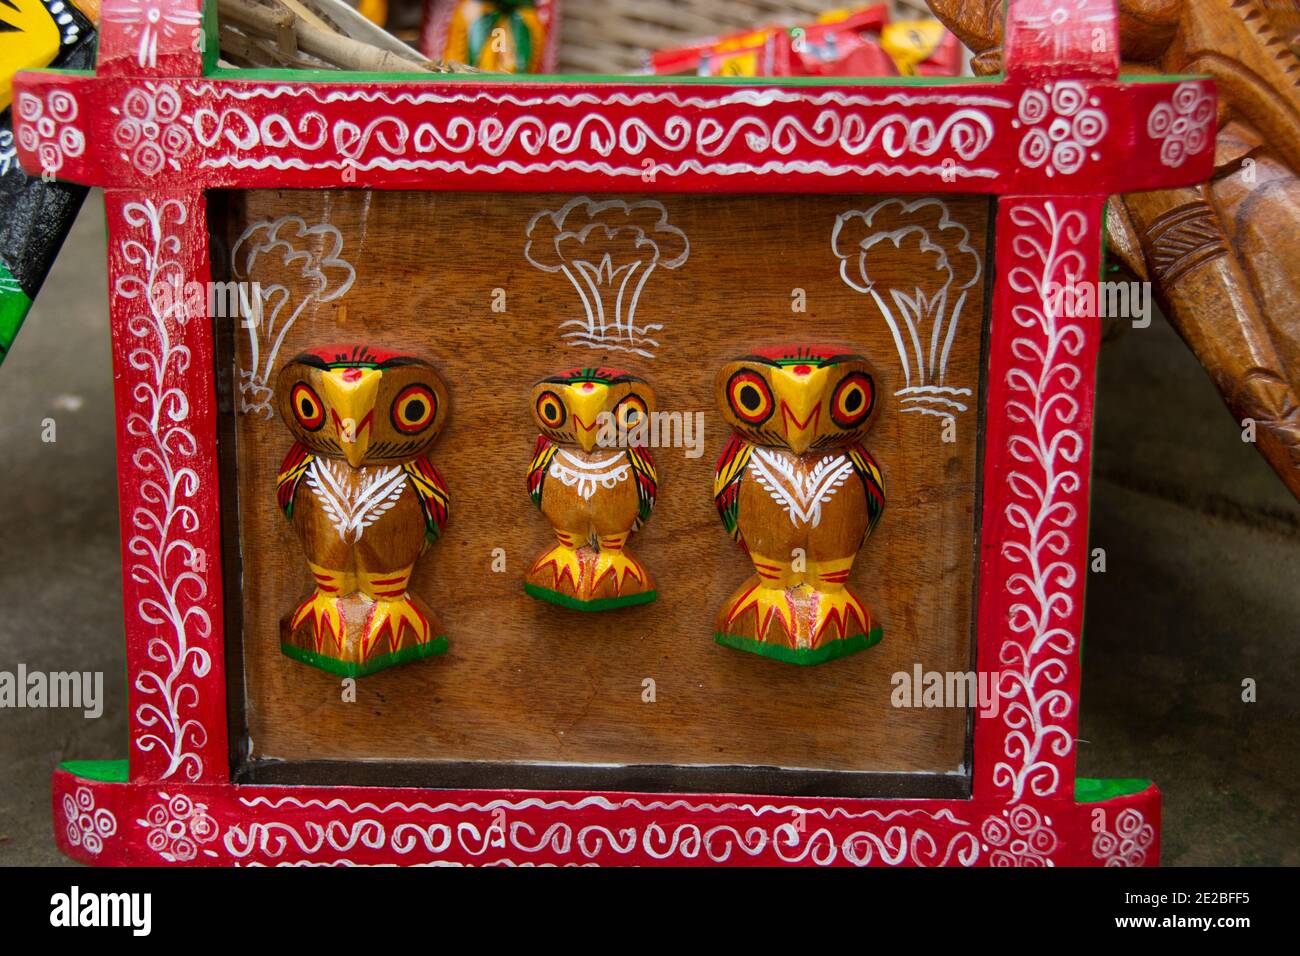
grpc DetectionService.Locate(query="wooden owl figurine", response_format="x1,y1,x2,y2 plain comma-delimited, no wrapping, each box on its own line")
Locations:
525,368,658,611
274,345,451,677
713,346,886,665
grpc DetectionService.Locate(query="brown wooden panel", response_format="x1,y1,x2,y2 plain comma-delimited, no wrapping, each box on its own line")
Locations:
211,189,990,779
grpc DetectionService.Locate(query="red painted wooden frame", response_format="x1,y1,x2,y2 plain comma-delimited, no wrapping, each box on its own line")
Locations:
14,0,1214,866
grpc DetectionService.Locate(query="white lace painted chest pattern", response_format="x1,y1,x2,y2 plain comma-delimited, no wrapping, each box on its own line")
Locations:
748,448,855,528
305,457,408,544
549,449,631,501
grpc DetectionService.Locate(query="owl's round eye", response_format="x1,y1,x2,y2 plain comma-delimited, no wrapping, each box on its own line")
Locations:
291,382,325,431
727,370,774,426
831,372,875,429
615,394,647,430
536,390,566,430
391,384,437,434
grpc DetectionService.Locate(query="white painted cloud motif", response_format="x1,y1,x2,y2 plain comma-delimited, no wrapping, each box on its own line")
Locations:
832,198,981,423
525,197,689,360
232,215,356,418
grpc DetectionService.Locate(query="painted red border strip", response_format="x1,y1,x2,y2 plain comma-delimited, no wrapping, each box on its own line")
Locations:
12,72,1214,194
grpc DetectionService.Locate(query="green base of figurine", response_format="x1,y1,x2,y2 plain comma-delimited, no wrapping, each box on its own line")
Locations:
524,583,658,612
714,626,883,666
280,636,448,677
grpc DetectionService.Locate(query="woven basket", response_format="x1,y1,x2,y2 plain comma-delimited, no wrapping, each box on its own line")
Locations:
556,0,880,74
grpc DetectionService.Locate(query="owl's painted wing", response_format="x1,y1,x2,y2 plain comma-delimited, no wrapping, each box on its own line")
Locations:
402,456,451,545
276,442,315,519
625,446,657,526
527,435,558,509
713,434,753,543
849,444,886,534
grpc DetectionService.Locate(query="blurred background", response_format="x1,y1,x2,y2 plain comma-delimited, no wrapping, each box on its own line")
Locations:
0,1,1297,865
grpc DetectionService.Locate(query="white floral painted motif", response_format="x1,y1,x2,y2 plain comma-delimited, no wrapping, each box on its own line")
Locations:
104,0,202,69
139,791,220,862
15,89,84,175
832,198,980,424
63,786,117,856
1147,82,1215,168
526,197,688,360
980,804,1057,867
1091,807,1155,866
549,450,631,500
231,216,356,418
1013,80,1108,176
748,448,854,528
306,458,407,544
111,83,192,176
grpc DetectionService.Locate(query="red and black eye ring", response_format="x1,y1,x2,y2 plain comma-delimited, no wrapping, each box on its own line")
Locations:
535,390,567,430
391,383,438,435
830,372,875,429
727,369,774,426
615,393,648,431
290,382,325,431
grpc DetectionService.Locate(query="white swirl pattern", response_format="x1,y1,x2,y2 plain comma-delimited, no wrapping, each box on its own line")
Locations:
167,85,1013,179
222,794,983,866
118,199,213,781
995,200,1085,803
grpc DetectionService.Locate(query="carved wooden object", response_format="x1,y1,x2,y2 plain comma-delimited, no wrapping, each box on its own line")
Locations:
713,347,886,665
275,345,451,676
525,368,658,611
926,0,1300,500
15,0,1216,868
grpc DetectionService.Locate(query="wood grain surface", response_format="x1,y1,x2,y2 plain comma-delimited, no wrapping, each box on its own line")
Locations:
211,189,990,781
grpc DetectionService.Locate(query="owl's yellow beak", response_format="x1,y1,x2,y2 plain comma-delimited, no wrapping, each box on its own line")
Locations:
321,368,381,467
565,382,609,453
772,364,830,455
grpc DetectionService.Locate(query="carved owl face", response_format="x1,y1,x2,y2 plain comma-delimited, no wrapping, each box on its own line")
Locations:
275,344,449,467
715,346,879,454
529,368,655,453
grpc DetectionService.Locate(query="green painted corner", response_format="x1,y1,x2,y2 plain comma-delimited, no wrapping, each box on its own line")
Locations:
59,759,129,783
1075,777,1154,803
524,583,657,612
0,264,34,363
280,637,448,677
714,626,883,666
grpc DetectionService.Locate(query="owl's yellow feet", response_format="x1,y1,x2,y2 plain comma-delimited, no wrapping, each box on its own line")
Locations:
714,576,882,666
281,581,447,678
288,588,346,655
526,538,585,598
360,595,437,659
525,532,657,611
